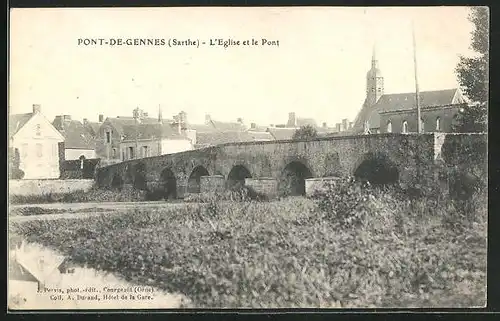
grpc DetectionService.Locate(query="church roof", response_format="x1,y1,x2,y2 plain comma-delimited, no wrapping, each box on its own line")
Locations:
353,88,464,132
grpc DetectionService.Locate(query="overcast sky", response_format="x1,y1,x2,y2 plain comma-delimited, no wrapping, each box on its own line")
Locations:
9,7,476,127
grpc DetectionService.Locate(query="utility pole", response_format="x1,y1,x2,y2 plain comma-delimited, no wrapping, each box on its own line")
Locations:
412,21,422,134
133,107,140,159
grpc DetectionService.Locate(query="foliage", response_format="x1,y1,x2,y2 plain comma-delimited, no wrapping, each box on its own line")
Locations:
292,125,318,140
453,7,489,133
11,183,486,308
9,188,147,205
9,148,25,179
9,206,112,216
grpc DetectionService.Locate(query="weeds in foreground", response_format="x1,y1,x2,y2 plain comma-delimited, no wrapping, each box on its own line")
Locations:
10,178,487,308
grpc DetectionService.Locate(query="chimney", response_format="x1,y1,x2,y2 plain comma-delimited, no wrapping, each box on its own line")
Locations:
98,114,104,123
63,115,71,121
342,119,348,131
205,114,211,124
179,111,187,123
287,112,297,127
83,118,88,125
237,117,243,124
349,122,354,130
322,122,327,128
250,122,256,129
32,104,41,114
336,123,342,132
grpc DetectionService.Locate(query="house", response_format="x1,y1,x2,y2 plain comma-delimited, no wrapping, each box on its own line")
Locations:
52,115,97,160
82,115,104,138
95,112,162,163
352,46,467,134
9,104,65,179
120,122,193,161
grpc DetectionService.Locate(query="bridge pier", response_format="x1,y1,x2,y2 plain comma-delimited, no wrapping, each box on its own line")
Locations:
245,177,278,199
200,175,226,195
305,176,342,197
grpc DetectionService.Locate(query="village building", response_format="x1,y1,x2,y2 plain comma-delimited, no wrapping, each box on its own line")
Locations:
120,122,193,161
352,46,467,134
82,115,104,138
52,115,97,160
9,104,65,179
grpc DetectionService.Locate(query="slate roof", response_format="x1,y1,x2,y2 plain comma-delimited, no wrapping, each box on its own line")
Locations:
296,118,318,127
209,120,246,131
266,128,297,140
247,131,274,141
353,88,464,132
196,131,256,146
52,119,95,150
121,123,185,141
9,113,33,137
86,122,101,137
105,117,161,135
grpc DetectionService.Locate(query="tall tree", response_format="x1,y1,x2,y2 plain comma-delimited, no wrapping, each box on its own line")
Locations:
292,125,318,140
453,7,489,133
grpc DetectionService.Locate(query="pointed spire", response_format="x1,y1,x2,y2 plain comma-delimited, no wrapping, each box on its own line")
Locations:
158,104,163,123
371,43,378,69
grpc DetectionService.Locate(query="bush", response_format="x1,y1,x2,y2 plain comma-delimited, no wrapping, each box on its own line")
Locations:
10,184,487,308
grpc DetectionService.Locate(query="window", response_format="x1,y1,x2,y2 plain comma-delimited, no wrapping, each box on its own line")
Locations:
35,124,41,136
386,121,392,133
105,131,111,144
436,117,441,131
36,143,43,157
79,155,86,169
112,148,117,158
377,88,382,92
129,147,134,159
402,121,408,133
142,146,149,158
371,88,375,92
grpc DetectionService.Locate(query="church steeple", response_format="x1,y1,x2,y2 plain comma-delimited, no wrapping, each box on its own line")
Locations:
365,43,384,107
158,104,163,123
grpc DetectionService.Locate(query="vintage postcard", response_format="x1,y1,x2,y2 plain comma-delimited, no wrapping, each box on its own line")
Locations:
8,6,488,310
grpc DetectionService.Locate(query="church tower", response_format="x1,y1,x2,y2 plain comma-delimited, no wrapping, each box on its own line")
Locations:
365,44,384,107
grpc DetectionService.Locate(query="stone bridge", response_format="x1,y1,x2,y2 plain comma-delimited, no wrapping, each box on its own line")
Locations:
95,133,486,199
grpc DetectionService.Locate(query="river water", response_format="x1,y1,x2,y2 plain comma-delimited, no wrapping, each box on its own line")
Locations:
8,241,189,310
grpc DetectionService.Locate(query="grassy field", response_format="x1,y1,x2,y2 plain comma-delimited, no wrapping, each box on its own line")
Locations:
9,181,487,308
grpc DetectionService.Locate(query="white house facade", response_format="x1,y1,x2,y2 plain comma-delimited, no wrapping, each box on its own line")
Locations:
9,105,65,179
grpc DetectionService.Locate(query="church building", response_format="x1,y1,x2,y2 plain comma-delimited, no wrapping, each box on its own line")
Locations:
352,47,468,134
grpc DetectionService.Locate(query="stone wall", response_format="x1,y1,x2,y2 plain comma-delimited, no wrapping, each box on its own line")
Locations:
95,133,487,198
305,177,342,197
200,175,225,195
9,179,94,196
245,178,278,199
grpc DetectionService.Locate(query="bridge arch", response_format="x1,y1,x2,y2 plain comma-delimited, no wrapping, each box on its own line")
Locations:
227,164,252,190
187,165,210,194
353,152,399,185
278,161,313,196
161,168,177,199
